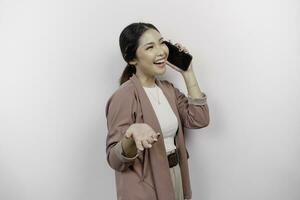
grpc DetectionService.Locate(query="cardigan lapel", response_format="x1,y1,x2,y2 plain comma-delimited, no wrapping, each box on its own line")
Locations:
153,76,190,197
129,74,176,200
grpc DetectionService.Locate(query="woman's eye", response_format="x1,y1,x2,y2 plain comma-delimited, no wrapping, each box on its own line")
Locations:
146,42,165,50
146,46,153,50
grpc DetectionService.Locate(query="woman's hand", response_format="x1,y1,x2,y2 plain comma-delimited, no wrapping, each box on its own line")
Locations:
124,123,160,151
166,41,194,74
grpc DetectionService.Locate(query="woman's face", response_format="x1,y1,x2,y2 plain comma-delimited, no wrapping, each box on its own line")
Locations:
129,29,169,77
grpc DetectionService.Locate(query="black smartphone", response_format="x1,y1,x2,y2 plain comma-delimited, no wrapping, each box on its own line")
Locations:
164,40,193,71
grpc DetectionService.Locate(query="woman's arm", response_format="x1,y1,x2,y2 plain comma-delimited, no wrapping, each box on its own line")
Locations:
105,88,139,172
165,63,210,129
181,64,205,99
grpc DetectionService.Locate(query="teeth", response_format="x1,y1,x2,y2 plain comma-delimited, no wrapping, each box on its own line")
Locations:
154,60,165,64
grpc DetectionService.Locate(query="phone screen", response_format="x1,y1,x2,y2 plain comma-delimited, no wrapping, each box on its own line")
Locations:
164,41,193,71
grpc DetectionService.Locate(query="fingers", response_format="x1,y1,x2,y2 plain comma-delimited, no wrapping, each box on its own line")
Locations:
168,40,183,51
125,129,132,138
147,132,160,144
151,136,158,142
146,137,154,144
129,123,161,151
155,132,161,139
146,134,158,144
135,140,144,151
142,140,152,148
135,132,161,151
174,43,181,49
151,132,160,140
174,42,189,54
140,133,159,149
135,139,152,151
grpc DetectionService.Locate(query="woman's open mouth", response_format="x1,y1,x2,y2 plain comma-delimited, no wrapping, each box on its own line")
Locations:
154,59,166,68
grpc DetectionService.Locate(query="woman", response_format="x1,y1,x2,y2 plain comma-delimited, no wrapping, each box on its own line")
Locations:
105,22,210,200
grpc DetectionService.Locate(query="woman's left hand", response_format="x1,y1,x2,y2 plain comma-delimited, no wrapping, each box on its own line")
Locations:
166,42,193,74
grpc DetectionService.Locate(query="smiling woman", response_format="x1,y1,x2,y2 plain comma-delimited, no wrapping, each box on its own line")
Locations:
119,23,169,88
105,22,210,200
128,28,169,82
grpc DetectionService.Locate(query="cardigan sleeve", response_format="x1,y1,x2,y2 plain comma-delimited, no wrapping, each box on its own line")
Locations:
105,88,139,172
168,81,210,129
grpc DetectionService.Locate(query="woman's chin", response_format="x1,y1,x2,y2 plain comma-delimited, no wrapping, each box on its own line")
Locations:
155,66,166,74
154,63,166,72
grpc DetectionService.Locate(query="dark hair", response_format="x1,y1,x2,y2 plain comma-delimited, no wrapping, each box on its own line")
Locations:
119,22,160,86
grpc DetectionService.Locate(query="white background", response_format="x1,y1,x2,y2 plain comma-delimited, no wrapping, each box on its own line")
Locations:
1,0,299,199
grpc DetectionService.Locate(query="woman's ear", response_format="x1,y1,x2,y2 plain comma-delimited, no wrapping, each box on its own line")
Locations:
129,59,137,66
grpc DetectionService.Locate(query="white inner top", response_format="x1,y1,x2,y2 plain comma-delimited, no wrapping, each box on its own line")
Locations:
143,84,178,152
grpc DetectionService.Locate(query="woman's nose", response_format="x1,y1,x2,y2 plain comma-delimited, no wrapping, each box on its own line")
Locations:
156,47,165,56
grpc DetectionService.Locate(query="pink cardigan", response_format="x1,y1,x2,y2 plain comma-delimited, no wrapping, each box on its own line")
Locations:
105,74,210,200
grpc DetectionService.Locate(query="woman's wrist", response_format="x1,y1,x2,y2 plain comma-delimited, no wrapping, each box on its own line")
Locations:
181,62,194,76
121,136,137,157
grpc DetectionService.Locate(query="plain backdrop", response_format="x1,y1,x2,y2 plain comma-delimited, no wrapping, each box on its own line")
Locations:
1,0,300,199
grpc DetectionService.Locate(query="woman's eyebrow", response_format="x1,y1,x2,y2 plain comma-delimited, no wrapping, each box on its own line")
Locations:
143,37,164,46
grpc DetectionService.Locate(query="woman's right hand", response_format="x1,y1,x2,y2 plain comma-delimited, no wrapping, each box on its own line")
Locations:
124,123,160,151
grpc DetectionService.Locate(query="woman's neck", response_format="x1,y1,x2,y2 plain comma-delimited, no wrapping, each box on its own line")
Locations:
136,72,156,88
